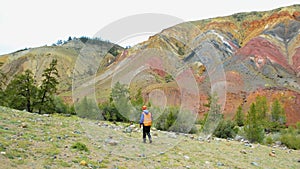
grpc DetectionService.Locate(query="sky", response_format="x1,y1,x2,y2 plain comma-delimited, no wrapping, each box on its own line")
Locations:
0,0,299,55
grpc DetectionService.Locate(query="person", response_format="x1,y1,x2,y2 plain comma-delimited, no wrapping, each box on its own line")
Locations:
139,105,152,143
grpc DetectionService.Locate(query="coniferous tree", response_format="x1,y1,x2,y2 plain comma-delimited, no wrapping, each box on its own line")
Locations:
4,70,38,112
37,59,59,114
245,103,264,143
271,99,286,124
255,95,268,120
235,105,244,126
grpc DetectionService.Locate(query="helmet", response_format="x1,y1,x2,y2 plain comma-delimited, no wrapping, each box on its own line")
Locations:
142,105,147,110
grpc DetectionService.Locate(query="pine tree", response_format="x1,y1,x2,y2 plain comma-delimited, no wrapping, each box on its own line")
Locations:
245,103,264,143
255,95,268,120
202,93,223,138
4,70,38,112
235,105,244,126
37,59,59,114
271,99,286,124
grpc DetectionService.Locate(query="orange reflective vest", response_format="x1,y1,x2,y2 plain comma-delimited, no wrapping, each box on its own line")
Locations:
143,112,152,126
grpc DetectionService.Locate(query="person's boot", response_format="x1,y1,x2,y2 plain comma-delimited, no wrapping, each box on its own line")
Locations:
148,135,152,143
143,138,146,143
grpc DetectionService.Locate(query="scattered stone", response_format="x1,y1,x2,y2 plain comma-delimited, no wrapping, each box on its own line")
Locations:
20,123,27,128
271,150,276,154
186,166,191,168
269,152,276,157
159,152,164,155
240,150,247,154
205,161,210,165
168,133,177,139
43,114,50,117
251,162,259,166
217,162,224,166
80,160,87,166
244,143,253,147
139,154,146,158
198,137,205,141
183,155,190,160
275,141,281,146
123,127,132,133
98,159,103,163
190,135,195,140
73,130,81,134
4,127,8,130
235,135,243,141
0,152,6,155
297,159,300,163
105,137,118,146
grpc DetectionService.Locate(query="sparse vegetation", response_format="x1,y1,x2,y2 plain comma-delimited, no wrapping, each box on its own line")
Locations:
71,142,89,152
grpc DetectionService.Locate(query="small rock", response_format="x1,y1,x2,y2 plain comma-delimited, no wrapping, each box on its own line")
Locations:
139,154,146,158
269,152,276,157
168,133,177,139
183,155,190,160
98,159,103,163
0,152,6,155
275,141,281,146
297,159,300,163
123,127,132,133
240,150,247,154
73,130,81,134
251,162,259,166
244,143,252,147
190,135,195,140
205,161,210,165
271,150,275,154
20,123,27,128
217,162,224,166
159,152,164,155
186,166,191,168
43,114,50,117
80,160,87,166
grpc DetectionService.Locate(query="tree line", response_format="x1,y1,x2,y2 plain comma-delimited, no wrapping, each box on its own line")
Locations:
0,59,72,114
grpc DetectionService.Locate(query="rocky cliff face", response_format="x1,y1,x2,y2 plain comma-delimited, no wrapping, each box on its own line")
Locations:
1,5,300,125
119,5,300,125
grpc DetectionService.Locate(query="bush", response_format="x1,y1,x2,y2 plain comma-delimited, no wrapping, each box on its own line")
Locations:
264,136,273,145
75,97,102,120
280,134,300,150
71,142,89,152
213,120,238,139
280,127,300,150
155,107,178,131
98,102,128,122
154,107,197,133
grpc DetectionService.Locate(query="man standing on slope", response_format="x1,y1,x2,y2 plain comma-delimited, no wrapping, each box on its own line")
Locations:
139,105,152,143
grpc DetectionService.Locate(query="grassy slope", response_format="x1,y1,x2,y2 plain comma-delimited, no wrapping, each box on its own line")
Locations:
0,106,299,169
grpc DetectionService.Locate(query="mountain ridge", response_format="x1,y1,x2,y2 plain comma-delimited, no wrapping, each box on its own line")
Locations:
1,4,300,125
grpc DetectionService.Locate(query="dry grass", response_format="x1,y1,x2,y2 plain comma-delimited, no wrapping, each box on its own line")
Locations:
0,106,299,169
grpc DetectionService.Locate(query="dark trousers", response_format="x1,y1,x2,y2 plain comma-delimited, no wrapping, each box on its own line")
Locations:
143,125,151,140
